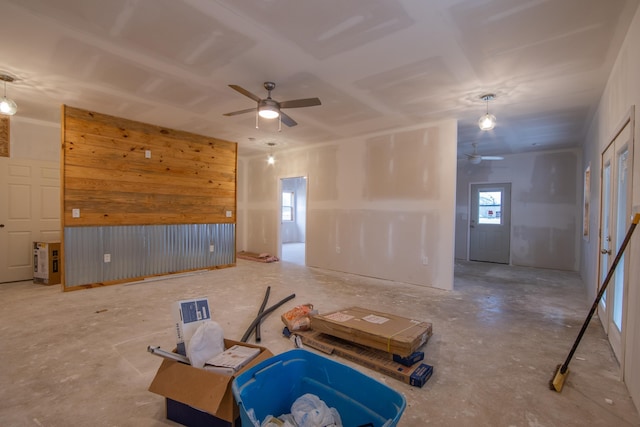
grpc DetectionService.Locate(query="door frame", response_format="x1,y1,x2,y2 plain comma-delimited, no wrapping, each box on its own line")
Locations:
277,175,309,264
596,106,635,376
0,157,61,283
467,182,512,264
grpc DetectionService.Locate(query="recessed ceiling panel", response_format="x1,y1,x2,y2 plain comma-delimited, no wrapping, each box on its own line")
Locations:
355,57,459,116
49,38,154,92
285,73,383,127
116,0,255,74
449,0,629,79
218,0,414,59
8,0,255,76
5,0,130,34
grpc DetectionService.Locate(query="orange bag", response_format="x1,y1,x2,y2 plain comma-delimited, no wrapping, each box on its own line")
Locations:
281,304,316,331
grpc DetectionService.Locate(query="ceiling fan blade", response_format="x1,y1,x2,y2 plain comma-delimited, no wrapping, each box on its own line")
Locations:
280,97,321,109
481,156,504,160
228,85,262,102
223,107,256,117
279,111,298,127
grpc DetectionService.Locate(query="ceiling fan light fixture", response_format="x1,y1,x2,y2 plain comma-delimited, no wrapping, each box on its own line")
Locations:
0,74,17,116
258,99,280,119
478,93,496,131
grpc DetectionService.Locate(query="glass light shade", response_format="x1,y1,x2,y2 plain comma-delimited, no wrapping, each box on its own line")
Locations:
478,113,496,130
267,154,275,165
0,96,17,115
259,106,279,119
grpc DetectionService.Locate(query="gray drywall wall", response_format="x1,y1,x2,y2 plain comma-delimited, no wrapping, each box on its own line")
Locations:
455,149,582,271
238,120,458,289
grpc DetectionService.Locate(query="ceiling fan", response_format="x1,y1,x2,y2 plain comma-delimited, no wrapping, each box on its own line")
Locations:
466,143,504,164
223,81,321,127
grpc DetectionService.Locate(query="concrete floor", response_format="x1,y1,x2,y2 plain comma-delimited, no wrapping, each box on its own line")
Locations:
1,259,639,427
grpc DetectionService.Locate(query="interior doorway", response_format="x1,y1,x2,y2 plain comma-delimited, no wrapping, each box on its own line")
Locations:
0,158,60,283
469,182,511,264
597,109,634,371
279,176,307,265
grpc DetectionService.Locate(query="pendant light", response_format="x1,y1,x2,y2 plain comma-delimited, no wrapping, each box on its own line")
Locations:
478,93,496,131
0,74,17,116
266,142,276,165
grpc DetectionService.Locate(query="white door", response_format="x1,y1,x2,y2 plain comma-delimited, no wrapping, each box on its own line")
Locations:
597,117,633,367
0,158,60,283
469,183,511,264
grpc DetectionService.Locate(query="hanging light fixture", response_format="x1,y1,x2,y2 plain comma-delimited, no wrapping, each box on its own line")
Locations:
266,142,276,165
478,93,496,131
258,99,280,119
0,74,18,116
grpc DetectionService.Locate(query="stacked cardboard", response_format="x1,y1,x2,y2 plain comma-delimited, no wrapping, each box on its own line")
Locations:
300,306,434,387
310,306,432,356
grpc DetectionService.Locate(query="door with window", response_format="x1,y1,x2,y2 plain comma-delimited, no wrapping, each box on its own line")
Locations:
598,115,633,367
469,183,511,264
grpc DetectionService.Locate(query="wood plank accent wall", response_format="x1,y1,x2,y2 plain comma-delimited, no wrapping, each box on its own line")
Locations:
62,105,237,226
0,116,8,157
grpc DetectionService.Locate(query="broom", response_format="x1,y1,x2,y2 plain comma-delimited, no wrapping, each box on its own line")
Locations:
550,213,640,392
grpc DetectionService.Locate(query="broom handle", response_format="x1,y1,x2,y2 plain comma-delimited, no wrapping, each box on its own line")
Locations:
560,213,640,374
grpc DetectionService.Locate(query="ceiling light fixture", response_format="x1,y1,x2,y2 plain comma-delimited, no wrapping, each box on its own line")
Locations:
258,99,280,119
266,142,276,165
478,93,496,131
0,74,18,116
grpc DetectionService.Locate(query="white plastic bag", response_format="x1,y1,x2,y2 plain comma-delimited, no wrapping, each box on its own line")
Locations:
291,393,342,427
186,320,224,368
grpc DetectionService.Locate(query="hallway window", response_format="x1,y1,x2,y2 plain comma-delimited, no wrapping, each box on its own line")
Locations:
282,191,294,221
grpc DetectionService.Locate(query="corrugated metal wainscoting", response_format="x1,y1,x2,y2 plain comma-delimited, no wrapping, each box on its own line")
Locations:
63,224,235,288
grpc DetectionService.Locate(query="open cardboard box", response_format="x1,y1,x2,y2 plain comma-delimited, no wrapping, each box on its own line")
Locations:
149,339,274,425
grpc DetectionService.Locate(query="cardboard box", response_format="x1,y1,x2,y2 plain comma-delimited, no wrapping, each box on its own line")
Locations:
294,329,433,387
166,399,240,427
310,306,432,356
148,339,274,424
33,242,61,285
172,297,211,355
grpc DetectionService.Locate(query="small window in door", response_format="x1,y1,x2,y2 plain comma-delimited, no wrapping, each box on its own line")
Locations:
478,191,502,225
282,191,294,222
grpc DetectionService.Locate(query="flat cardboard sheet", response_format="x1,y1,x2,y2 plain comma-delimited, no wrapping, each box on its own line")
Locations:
310,306,432,356
148,339,273,422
